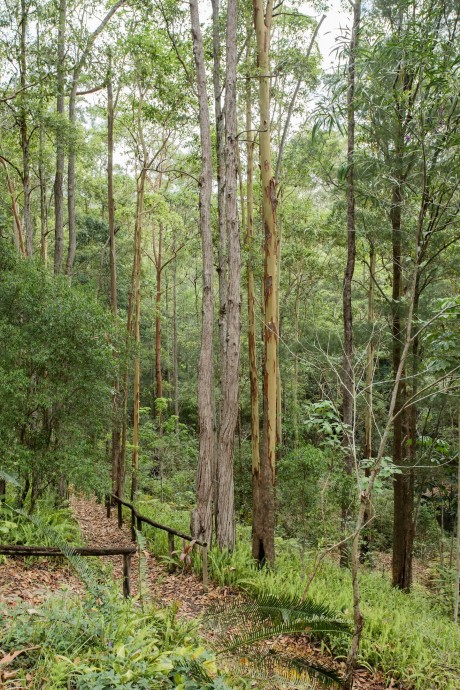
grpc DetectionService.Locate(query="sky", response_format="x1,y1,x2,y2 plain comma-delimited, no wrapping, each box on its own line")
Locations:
315,0,351,70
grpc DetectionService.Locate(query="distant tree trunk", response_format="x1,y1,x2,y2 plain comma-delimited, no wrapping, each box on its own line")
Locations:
53,0,66,275
340,0,360,569
131,164,145,503
293,285,300,448
361,242,375,561
245,64,260,493
189,0,215,546
216,0,240,550
0,158,25,255
65,0,124,278
153,223,163,433
252,0,277,568
454,403,460,623
39,125,48,265
19,0,32,256
173,235,179,425
107,67,122,498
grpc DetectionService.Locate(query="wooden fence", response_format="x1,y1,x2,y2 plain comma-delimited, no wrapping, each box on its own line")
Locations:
108,494,208,591
0,544,136,597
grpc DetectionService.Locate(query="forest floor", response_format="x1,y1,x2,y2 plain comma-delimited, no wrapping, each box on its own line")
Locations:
0,497,397,690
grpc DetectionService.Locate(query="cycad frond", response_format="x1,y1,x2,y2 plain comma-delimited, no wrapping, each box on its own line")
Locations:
245,650,344,688
205,592,350,688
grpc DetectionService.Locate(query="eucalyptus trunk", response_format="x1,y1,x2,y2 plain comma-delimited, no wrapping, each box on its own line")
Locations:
53,0,66,275
189,0,215,546
252,0,277,568
216,0,240,550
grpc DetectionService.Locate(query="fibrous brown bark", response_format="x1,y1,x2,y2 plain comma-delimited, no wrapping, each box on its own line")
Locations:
19,0,32,256
189,0,215,546
216,0,241,550
53,0,66,275
252,0,277,568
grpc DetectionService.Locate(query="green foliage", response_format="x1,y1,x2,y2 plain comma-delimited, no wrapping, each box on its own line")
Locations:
206,593,350,688
0,594,235,690
0,241,118,502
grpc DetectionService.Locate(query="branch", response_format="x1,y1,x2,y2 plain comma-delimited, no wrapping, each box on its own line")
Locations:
275,14,325,181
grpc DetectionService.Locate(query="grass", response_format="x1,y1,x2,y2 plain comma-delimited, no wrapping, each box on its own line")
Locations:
133,496,460,690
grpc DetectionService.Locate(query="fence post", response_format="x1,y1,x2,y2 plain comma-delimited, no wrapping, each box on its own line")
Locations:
202,545,208,592
106,494,111,519
168,532,175,572
137,516,142,533
123,553,131,597
117,500,123,528
131,508,136,542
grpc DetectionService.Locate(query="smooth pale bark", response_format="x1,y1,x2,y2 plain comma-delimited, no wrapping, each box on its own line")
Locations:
189,0,215,546
340,0,360,570
152,222,164,435
293,286,300,448
245,70,260,487
216,0,241,550
53,0,66,275
66,0,125,278
252,0,277,568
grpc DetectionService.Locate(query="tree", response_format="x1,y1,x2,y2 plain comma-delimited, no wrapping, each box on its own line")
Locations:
189,0,215,546
252,0,277,567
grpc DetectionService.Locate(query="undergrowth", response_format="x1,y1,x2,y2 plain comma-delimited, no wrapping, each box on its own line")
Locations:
0,592,238,690
133,496,460,690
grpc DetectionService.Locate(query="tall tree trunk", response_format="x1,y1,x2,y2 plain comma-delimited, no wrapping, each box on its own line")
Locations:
154,223,163,435
189,0,215,546
360,241,375,561
53,0,66,275
211,0,228,414
131,166,145,503
19,0,32,255
340,0,360,569
391,176,413,592
293,285,300,448
39,125,48,265
252,0,277,568
454,403,460,623
216,0,240,550
107,67,122,498
245,66,260,494
173,234,179,425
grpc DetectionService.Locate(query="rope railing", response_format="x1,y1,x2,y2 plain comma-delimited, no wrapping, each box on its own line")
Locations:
108,494,208,591
0,544,136,597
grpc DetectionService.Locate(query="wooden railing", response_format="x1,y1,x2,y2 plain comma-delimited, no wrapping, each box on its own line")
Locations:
108,494,208,591
0,544,136,597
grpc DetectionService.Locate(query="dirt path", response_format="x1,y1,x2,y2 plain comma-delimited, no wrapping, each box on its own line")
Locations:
71,495,227,616
71,496,391,690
